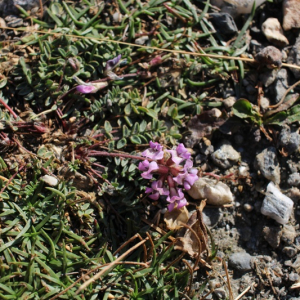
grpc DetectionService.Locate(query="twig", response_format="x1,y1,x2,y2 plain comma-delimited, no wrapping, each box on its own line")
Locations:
182,259,194,297
39,0,44,19
234,284,252,300
0,165,24,195
49,261,148,300
222,258,234,300
75,237,148,294
1,26,300,70
268,79,300,109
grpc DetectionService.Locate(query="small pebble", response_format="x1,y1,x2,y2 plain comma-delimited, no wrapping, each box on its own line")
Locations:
254,147,280,185
40,175,58,187
229,252,253,273
214,288,226,299
262,225,282,248
255,46,282,69
272,68,290,104
287,36,300,78
211,140,240,169
281,224,296,244
287,172,300,187
223,96,236,109
262,18,289,47
244,203,253,212
289,272,299,282
282,246,297,258
210,12,237,35
278,125,300,155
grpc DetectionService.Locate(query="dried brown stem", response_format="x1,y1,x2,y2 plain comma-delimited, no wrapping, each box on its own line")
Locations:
0,97,18,119
268,79,300,109
76,237,148,294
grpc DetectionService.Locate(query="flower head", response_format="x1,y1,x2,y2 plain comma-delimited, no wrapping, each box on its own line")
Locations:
166,187,187,211
139,142,197,211
73,76,108,94
149,56,163,67
138,160,159,179
142,141,164,160
105,54,122,71
168,143,191,165
145,179,169,200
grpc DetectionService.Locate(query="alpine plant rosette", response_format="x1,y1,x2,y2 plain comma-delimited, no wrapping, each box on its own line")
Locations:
139,142,198,211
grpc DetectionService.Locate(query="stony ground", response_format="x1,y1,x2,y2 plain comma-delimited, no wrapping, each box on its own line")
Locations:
1,0,300,299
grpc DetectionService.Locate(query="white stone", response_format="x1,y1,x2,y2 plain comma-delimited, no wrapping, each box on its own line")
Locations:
261,182,294,224
40,175,58,187
283,0,300,31
188,178,233,205
223,96,236,109
262,18,289,47
210,108,222,118
211,0,267,16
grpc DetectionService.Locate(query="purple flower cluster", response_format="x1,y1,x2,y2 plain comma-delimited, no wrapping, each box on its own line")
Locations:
138,142,198,211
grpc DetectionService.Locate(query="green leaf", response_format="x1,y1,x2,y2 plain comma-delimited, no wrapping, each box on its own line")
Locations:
139,120,147,132
233,99,261,124
117,138,127,149
264,111,287,125
137,107,158,119
286,113,300,124
0,78,7,89
104,120,112,133
124,103,132,115
130,135,142,144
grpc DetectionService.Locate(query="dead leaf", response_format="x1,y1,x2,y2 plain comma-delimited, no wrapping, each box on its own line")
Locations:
264,93,299,118
164,206,189,230
187,110,227,141
174,201,209,258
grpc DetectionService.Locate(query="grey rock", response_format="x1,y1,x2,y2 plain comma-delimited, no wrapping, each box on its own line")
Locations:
287,36,300,78
202,208,223,227
272,68,289,103
211,0,267,17
255,46,282,69
213,288,226,299
287,172,300,187
199,140,214,156
281,224,297,244
289,272,299,282
239,227,252,242
0,0,40,17
210,13,237,35
260,97,270,112
262,225,282,248
259,69,278,87
211,141,240,169
5,15,23,27
283,0,300,30
135,36,149,45
282,246,297,257
228,252,253,272
254,147,280,184
278,125,300,154
234,134,244,145
261,182,294,224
